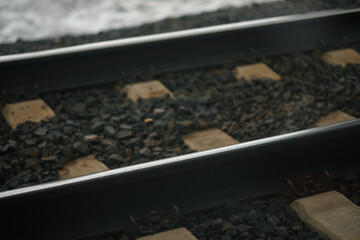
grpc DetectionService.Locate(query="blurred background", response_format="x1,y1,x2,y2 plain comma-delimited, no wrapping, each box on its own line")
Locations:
0,0,278,43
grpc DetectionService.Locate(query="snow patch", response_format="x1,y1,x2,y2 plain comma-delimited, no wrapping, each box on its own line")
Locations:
0,0,280,43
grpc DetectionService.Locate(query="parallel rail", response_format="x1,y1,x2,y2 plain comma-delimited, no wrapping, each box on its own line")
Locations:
1,9,360,93
1,120,360,240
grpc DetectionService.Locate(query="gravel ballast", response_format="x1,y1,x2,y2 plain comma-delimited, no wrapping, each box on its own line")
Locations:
1,46,360,191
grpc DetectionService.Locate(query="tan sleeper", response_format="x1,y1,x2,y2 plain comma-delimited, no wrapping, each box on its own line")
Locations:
137,227,197,240
233,63,281,82
58,155,109,179
291,191,360,240
1,99,55,129
182,128,239,152
321,48,360,67
121,80,174,102
316,110,356,127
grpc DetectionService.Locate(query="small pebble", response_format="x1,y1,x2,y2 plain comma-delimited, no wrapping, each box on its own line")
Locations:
34,127,47,136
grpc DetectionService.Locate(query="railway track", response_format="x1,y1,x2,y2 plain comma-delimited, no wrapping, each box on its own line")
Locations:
0,8,360,240
1,8,360,93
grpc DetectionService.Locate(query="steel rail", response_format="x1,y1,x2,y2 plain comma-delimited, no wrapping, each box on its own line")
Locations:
1,119,360,240
1,8,360,93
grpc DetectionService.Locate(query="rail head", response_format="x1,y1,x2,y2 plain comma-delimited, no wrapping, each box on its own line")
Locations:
1,119,359,200
0,8,359,63
0,119,359,240
1,8,360,93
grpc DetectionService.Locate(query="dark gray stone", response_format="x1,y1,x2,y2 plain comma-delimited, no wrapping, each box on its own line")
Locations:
83,135,99,142
25,159,39,169
199,219,212,229
116,131,133,139
267,215,280,225
237,224,253,233
8,175,22,188
73,141,90,154
212,218,222,232
34,127,47,136
104,125,116,136
153,108,165,116
225,226,238,237
228,214,242,224
21,173,38,183
221,236,232,240
63,126,73,135
273,225,289,238
91,121,105,131
25,138,37,145
41,156,57,162
119,124,132,130
139,147,151,158
291,224,303,231
255,222,273,234
108,154,125,165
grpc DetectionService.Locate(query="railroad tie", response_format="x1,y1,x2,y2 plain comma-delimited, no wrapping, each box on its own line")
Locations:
182,128,239,152
290,191,360,240
119,80,174,102
321,48,360,67
233,63,281,82
137,227,197,240
1,99,55,129
316,110,356,127
58,155,109,179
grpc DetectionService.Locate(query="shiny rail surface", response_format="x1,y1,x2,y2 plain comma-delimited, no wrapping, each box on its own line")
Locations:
1,120,360,240
1,8,360,93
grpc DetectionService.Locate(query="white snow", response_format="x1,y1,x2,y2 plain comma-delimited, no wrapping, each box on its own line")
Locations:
0,0,280,43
